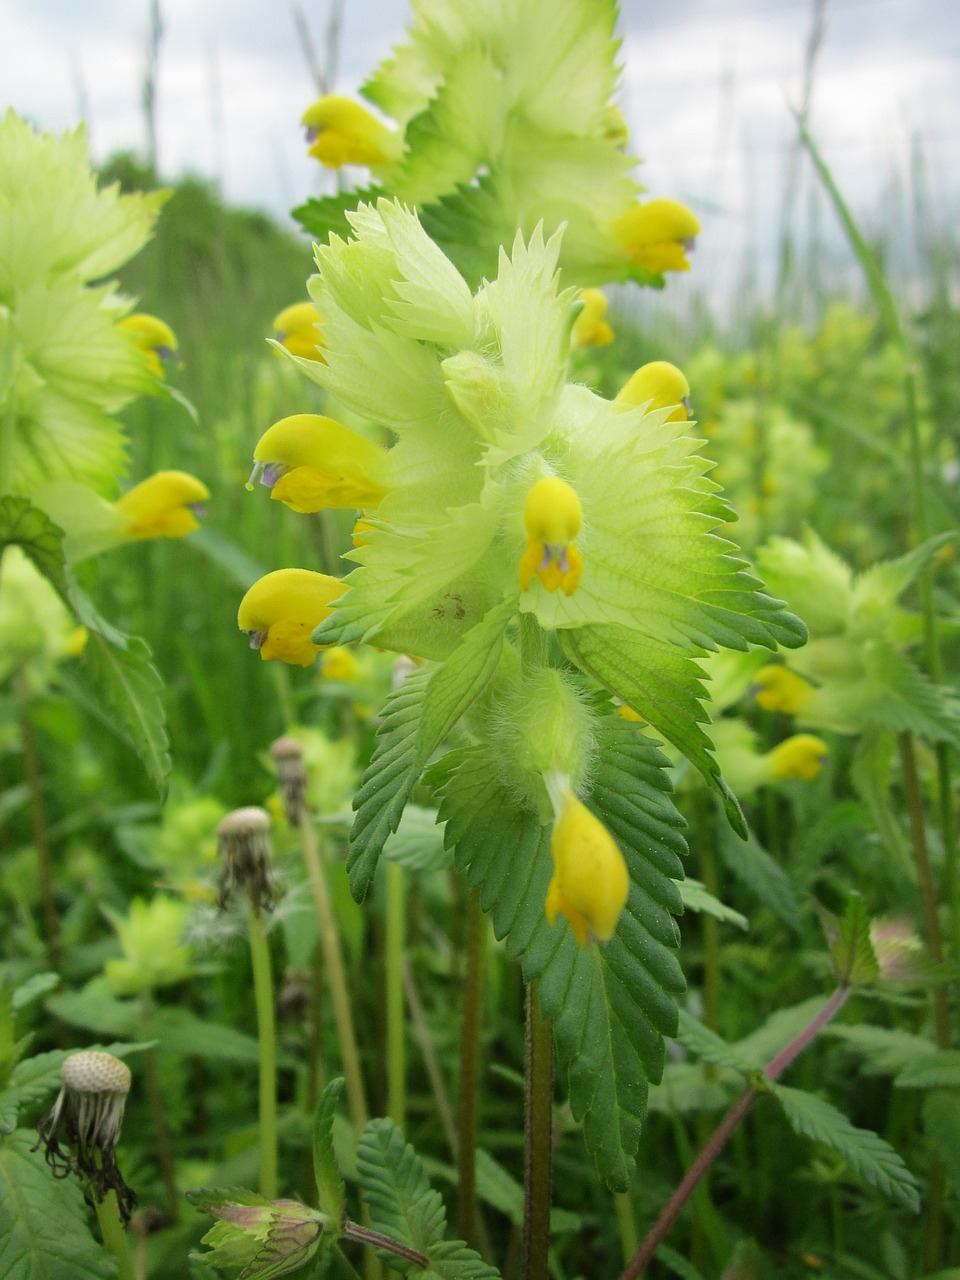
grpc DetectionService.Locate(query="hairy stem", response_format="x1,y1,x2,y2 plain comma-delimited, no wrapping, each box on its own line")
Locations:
248,899,278,1198
522,981,553,1280
457,888,485,1244
342,1219,429,1268
300,813,369,1136
621,986,850,1280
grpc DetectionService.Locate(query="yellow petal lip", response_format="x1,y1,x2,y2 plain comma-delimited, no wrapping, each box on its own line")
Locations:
272,302,326,362
546,789,629,947
301,95,397,169
248,414,388,513
115,470,209,539
768,734,829,782
519,476,583,596
751,665,814,715
615,360,691,422
238,569,347,667
118,312,179,376
571,289,614,349
611,198,701,274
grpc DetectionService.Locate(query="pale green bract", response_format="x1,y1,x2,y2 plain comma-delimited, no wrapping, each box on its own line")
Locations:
0,110,166,496
290,200,803,803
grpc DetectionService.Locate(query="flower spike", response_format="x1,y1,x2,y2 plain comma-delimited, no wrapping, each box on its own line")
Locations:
519,476,584,596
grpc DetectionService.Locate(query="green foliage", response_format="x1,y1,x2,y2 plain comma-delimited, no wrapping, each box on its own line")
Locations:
357,1118,500,1279
831,894,880,987
436,715,685,1189
348,665,432,900
676,877,747,931
714,820,801,931
769,1084,920,1213
0,1130,114,1279
0,496,69,595
312,1078,346,1226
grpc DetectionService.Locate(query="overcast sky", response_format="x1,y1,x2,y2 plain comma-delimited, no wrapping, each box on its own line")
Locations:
3,0,958,307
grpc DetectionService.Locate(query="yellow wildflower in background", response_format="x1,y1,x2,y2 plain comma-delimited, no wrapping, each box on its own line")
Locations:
302,96,400,168
611,198,700,274
115,471,209,539
571,289,614,348
117,313,179,378
272,302,327,362
616,361,691,421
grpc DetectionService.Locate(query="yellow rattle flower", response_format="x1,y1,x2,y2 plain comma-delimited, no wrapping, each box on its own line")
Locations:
117,313,178,377
247,414,388,514
546,788,630,948
571,289,614,348
115,471,209,539
518,476,583,596
272,302,327,362
767,734,829,782
615,360,691,422
301,96,398,169
751,665,815,715
238,569,347,667
611,198,700,274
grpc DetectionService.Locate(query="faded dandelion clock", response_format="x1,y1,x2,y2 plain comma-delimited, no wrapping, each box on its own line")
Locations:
269,735,308,827
35,1050,136,1222
216,806,278,912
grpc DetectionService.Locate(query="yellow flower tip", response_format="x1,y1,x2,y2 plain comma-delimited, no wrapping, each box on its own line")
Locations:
115,470,209,540
603,106,630,149
750,665,815,715
615,360,691,421
768,734,829,782
571,289,615,349
352,517,375,547
301,95,397,169
118,312,179,377
272,301,327,363
238,569,348,667
65,626,88,658
247,413,387,513
611,199,701,274
321,645,361,682
546,789,629,948
616,701,644,723
519,476,583,597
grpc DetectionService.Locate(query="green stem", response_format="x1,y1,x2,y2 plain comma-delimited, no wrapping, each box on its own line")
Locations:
15,669,61,971
248,899,278,1199
140,999,179,1223
614,1192,638,1265
93,1191,134,1280
897,733,951,1049
521,981,553,1280
403,958,458,1157
385,861,406,1129
457,888,485,1244
300,813,369,1136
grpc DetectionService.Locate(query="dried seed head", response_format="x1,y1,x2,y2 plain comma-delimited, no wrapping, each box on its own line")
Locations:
269,736,308,826
35,1050,136,1221
216,806,277,912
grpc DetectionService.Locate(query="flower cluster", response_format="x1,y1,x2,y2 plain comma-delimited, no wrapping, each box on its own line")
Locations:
239,200,803,945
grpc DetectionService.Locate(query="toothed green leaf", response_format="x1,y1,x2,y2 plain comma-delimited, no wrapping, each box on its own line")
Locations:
435,716,685,1190
831,893,879,987
313,1079,346,1227
770,1084,920,1213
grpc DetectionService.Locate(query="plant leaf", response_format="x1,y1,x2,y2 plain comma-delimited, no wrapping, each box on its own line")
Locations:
0,1130,114,1279
770,1083,920,1213
435,715,686,1190
349,665,432,900
715,820,802,932
831,894,879,987
894,1050,960,1090
0,495,69,594
676,878,748,930
674,1012,756,1075
560,626,747,836
382,805,451,873
313,1079,346,1227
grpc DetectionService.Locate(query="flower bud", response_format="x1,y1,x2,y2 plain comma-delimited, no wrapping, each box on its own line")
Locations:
545,786,629,947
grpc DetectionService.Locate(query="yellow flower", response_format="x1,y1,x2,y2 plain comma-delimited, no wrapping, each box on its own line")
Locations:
238,569,347,666
603,106,629,148
751,665,815,715
272,302,326,362
767,734,828,782
247,414,388,514
115,471,209,539
546,789,629,947
571,289,614,348
117,313,178,377
518,476,583,596
611,199,700,274
321,646,361,681
301,96,398,169
615,360,691,422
